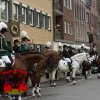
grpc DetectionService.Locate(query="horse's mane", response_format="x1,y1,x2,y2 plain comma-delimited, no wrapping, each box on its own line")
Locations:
20,51,44,55
71,52,88,58
15,51,45,58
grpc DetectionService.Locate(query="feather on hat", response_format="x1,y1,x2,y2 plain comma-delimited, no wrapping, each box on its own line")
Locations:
20,31,30,40
0,22,8,31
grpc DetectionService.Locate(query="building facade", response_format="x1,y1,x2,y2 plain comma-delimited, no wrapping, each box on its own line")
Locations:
63,0,75,43
0,0,99,51
53,0,75,51
86,0,98,50
0,0,53,52
74,0,88,44
97,0,100,50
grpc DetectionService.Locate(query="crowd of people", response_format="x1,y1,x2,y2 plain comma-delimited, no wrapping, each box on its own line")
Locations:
0,22,98,71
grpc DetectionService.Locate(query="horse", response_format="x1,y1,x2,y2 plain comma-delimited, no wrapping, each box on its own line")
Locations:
0,52,49,99
96,53,100,79
82,61,91,79
43,50,62,86
58,52,91,83
15,52,50,97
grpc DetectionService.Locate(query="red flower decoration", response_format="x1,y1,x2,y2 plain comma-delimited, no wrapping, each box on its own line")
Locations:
2,69,28,94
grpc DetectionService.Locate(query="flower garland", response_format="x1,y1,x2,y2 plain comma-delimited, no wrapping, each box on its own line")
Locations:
2,70,28,95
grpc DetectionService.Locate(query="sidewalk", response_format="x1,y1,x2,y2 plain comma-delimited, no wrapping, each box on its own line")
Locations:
27,75,49,86
41,75,49,84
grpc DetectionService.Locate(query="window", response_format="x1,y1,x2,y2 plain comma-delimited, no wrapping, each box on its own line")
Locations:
43,14,46,28
48,17,51,30
70,0,72,10
70,24,73,35
74,3,77,18
22,7,26,23
67,23,70,34
64,0,66,7
14,4,18,21
67,0,70,9
29,9,33,25
64,0,72,10
36,12,40,27
0,0,8,21
55,0,60,3
64,22,67,33
86,13,89,22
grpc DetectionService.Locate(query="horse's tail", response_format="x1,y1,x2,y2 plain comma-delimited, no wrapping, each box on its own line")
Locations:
46,57,54,71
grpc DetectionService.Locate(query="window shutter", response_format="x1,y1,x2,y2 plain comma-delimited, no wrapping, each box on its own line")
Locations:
32,10,34,26
33,8,37,27
47,16,49,29
45,13,48,29
40,11,43,28
18,3,22,23
26,6,29,25
48,17,51,30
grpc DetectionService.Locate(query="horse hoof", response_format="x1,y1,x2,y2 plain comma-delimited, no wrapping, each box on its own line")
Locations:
72,81,76,84
66,77,70,83
50,83,53,87
97,74,100,79
53,85,56,87
53,83,56,87
18,96,22,100
32,94,36,97
66,79,70,83
97,75,100,79
85,77,87,79
37,93,41,97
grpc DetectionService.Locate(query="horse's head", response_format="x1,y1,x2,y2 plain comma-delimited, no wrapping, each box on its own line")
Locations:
44,50,61,71
82,53,92,64
71,52,91,64
12,57,27,71
18,52,48,75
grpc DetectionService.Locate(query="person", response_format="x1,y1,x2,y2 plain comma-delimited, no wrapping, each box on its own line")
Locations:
63,45,72,71
19,31,31,53
13,39,20,54
68,46,75,56
0,22,12,70
44,41,53,52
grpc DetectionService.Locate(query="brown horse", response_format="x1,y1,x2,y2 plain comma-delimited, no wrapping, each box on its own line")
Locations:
82,61,91,79
0,52,48,97
43,50,62,86
20,52,48,96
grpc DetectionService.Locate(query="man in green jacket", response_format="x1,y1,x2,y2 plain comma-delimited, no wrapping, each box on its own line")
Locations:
0,27,11,70
19,37,31,53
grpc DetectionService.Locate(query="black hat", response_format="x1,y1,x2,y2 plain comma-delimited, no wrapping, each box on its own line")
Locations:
44,45,49,49
63,45,68,49
0,28,8,33
14,39,19,44
22,37,28,41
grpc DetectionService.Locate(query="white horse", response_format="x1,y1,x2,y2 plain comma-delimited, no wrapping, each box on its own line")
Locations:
58,52,91,84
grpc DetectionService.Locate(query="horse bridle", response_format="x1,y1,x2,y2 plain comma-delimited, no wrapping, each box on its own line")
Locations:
86,53,91,63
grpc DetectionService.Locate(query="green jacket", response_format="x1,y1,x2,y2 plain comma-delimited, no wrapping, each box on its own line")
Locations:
19,42,31,53
0,34,11,56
